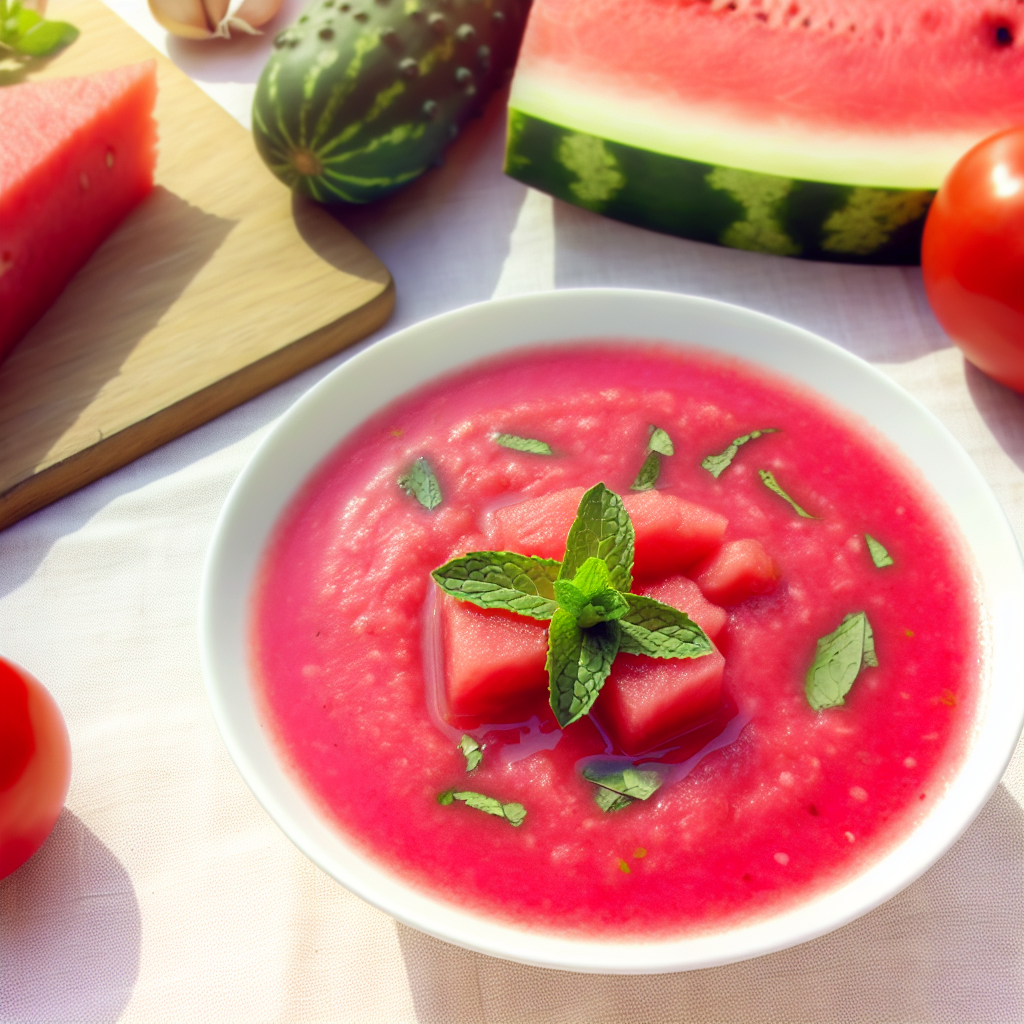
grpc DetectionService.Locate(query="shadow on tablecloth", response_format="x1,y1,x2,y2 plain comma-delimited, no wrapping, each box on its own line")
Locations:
0,809,141,1024
396,782,1024,1024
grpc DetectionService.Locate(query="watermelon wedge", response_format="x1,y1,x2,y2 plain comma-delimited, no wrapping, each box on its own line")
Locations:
505,0,1024,263
0,63,158,361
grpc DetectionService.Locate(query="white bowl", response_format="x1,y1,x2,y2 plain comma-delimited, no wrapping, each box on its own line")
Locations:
199,289,1024,973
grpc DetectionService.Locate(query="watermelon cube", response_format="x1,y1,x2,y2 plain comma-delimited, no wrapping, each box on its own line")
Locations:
635,575,727,641
488,487,727,578
691,539,778,606
441,595,548,719
0,63,158,361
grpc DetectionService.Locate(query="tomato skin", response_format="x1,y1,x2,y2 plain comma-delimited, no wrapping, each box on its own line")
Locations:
921,126,1024,394
0,657,71,879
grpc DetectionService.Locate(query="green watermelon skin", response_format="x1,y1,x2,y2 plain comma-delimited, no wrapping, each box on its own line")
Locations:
253,0,528,204
505,111,934,265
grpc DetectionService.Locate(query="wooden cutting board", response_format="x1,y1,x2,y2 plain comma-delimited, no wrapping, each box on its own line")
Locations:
0,0,394,531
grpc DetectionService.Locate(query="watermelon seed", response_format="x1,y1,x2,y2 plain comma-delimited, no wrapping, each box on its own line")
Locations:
995,25,1013,46
399,57,419,78
105,150,115,170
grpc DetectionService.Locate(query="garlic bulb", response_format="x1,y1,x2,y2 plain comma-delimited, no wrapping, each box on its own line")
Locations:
148,0,283,40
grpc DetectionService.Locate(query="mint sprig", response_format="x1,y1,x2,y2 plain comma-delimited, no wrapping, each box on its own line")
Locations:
398,457,442,510
494,434,552,455
702,429,777,478
431,483,713,731
0,0,78,58
805,611,877,710
865,534,894,568
759,469,816,519
438,788,526,826
631,425,674,491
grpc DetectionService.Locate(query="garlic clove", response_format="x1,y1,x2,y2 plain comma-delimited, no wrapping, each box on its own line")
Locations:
150,0,282,39
148,0,216,39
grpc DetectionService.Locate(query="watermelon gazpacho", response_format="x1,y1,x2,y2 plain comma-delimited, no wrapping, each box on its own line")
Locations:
253,342,981,937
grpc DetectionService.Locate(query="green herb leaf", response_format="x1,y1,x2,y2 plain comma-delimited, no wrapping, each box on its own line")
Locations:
617,593,713,659
594,788,634,812
647,426,675,457
494,434,552,455
583,765,663,802
398,457,442,510
438,788,527,826
547,609,620,727
630,450,661,491
805,611,877,710
559,483,634,594
458,734,482,772
432,550,560,620
759,469,816,518
865,534,894,568
553,576,630,628
702,429,778,478
12,16,77,54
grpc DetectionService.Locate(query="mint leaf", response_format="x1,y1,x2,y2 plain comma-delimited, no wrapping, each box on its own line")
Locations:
702,429,778,478
458,734,482,772
805,611,877,710
865,534,894,568
553,576,629,628
398,457,441,510
547,609,620,727
583,765,663,802
432,550,559,620
617,593,713,659
594,788,634,812
630,450,661,492
12,16,77,54
438,788,526,826
494,434,552,455
648,426,675,457
571,555,612,598
759,469,816,518
559,483,634,594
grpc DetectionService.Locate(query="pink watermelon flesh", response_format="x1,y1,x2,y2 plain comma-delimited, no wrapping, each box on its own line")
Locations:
0,63,158,362
441,595,548,719
635,575,728,641
691,539,778,607
487,488,727,576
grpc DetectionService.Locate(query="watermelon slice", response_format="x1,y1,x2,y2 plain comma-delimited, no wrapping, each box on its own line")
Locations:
0,63,158,361
487,487,727,575
505,0,1024,264
691,539,779,607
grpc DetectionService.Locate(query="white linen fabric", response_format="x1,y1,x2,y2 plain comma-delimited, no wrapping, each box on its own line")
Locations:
2,4,1023,1020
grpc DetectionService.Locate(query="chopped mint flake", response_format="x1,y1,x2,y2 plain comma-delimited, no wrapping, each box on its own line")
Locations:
865,534,894,568
432,550,560,620
583,765,663,803
805,612,877,710
759,469,816,518
458,734,482,772
547,609,620,727
438,788,527,826
647,426,675,457
617,593,713,659
630,450,661,491
560,483,634,595
398,457,442,510
494,434,553,455
595,788,634,812
702,429,778,478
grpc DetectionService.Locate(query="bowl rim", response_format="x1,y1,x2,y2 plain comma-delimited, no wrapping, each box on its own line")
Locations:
199,288,1024,973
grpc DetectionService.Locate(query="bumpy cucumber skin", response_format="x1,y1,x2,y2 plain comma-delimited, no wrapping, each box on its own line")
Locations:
505,110,935,265
254,0,529,204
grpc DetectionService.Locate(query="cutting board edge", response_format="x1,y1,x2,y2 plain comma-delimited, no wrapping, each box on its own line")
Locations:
0,276,395,531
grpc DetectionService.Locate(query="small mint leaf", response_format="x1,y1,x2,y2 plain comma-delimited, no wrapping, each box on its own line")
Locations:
437,789,455,805
571,556,612,599
630,450,661,491
12,16,77,54
432,551,559,620
458,734,482,772
583,765,663,802
594,788,633,812
701,429,778,478
398,456,441,510
501,802,527,826
440,789,527,826
555,578,629,628
759,469,816,518
547,609,620,727
805,611,877,710
559,483,634,594
647,426,675,457
494,434,552,455
617,593,713,659
865,534,894,568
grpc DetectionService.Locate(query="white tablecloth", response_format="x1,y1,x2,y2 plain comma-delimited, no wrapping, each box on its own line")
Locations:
2,4,1023,1020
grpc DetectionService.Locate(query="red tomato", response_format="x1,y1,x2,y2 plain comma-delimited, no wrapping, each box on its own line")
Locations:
0,656,71,879
921,126,1024,394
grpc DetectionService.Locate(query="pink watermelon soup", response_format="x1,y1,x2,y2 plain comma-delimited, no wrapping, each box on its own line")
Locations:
252,343,980,938
0,63,157,361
